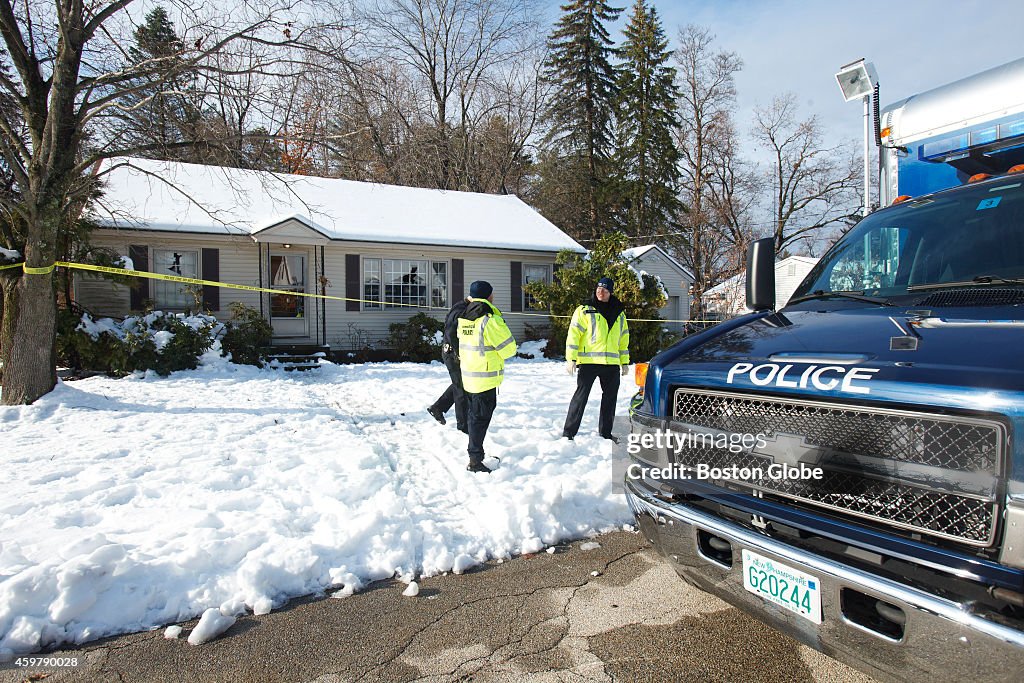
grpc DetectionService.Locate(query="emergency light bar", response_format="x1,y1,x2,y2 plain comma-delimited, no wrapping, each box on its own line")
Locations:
920,114,1024,162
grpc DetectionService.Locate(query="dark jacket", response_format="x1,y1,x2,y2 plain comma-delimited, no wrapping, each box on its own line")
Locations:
443,299,470,352
461,298,493,322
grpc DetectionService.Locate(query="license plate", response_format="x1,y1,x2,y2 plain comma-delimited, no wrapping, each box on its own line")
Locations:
742,549,822,624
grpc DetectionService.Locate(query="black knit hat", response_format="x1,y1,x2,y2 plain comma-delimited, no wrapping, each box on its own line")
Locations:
470,280,493,298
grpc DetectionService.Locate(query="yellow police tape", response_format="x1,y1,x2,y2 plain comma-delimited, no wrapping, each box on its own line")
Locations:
0,259,721,324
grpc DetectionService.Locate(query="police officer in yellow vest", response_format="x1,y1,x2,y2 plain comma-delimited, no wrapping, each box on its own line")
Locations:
562,277,629,442
458,280,517,473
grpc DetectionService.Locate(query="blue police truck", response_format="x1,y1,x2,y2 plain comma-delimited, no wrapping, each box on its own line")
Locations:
626,58,1024,681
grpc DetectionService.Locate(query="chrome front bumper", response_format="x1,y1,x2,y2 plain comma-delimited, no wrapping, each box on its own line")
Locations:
626,479,1024,682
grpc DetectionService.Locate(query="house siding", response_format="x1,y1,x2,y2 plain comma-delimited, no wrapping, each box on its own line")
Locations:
75,231,261,321
775,259,817,308
323,242,555,350
76,230,557,350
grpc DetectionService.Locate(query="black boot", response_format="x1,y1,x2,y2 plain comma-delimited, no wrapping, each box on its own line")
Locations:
467,461,492,473
427,405,446,425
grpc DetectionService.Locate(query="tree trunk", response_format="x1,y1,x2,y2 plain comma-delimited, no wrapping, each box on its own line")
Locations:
0,271,57,404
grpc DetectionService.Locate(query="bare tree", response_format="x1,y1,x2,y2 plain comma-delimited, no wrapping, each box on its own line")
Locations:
0,0,348,405
671,25,756,320
355,0,543,191
752,93,861,254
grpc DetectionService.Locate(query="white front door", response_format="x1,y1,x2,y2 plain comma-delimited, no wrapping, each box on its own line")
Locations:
269,251,309,338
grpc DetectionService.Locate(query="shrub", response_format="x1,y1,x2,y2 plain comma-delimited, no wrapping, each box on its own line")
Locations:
57,309,220,376
387,312,443,362
220,302,273,366
57,307,127,373
132,313,216,375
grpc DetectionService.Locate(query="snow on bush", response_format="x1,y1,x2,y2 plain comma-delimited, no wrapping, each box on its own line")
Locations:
58,310,224,376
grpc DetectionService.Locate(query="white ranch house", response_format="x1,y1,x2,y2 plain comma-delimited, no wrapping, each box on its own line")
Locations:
78,158,585,351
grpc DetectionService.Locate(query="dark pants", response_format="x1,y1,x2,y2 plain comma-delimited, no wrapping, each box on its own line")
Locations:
563,364,620,438
467,387,497,464
431,352,468,432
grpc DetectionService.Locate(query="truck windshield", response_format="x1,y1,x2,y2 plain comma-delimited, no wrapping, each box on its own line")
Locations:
794,179,1024,302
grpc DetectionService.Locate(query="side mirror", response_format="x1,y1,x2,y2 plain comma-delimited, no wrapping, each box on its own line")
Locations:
746,238,776,311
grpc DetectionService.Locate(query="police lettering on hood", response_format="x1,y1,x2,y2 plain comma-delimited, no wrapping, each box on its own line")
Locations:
726,362,880,395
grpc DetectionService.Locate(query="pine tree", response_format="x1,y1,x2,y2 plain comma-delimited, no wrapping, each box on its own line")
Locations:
613,1,681,239
123,7,201,161
539,0,623,242
129,7,185,62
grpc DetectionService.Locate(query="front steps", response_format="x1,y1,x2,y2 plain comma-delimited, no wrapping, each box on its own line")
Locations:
265,345,330,371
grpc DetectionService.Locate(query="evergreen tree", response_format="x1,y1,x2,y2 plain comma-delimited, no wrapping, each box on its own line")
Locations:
539,0,623,242
614,1,681,238
123,7,201,161
524,231,667,362
129,7,185,62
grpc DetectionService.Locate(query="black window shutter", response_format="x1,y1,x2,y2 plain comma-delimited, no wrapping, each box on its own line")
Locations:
452,258,464,302
201,248,220,311
510,261,523,312
345,254,360,311
129,245,149,310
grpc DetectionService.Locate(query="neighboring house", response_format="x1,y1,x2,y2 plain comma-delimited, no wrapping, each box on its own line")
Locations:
704,255,820,318
622,245,694,332
77,158,585,350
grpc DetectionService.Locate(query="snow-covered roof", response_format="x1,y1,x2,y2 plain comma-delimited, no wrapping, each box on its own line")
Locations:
621,245,656,259
93,158,586,253
622,244,693,280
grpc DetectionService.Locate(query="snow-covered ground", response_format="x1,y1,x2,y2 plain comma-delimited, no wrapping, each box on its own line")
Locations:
0,347,634,657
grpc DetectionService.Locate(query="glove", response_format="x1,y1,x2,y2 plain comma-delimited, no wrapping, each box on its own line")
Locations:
620,364,629,377
565,360,577,375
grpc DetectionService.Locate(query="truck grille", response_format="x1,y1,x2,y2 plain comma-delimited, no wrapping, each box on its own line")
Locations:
671,388,1005,547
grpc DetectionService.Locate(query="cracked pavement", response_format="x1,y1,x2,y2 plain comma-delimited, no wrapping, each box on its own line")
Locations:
0,531,875,683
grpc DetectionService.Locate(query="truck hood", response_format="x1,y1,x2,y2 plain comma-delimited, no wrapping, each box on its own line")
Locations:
659,306,1024,408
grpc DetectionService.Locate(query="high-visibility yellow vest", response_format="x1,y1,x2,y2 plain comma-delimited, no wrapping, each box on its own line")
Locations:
458,298,518,393
565,304,630,366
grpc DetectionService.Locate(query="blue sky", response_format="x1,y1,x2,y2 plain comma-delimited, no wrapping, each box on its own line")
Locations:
542,0,1024,148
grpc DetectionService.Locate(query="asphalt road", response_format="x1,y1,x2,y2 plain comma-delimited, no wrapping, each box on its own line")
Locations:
0,531,875,683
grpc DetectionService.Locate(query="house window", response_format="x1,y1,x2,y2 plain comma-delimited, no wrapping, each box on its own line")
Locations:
363,258,447,310
523,264,550,310
152,249,198,309
363,258,382,310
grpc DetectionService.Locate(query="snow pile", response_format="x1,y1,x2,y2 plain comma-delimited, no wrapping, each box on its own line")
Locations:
0,247,20,261
0,359,633,655
514,339,547,359
402,582,420,597
186,609,236,645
